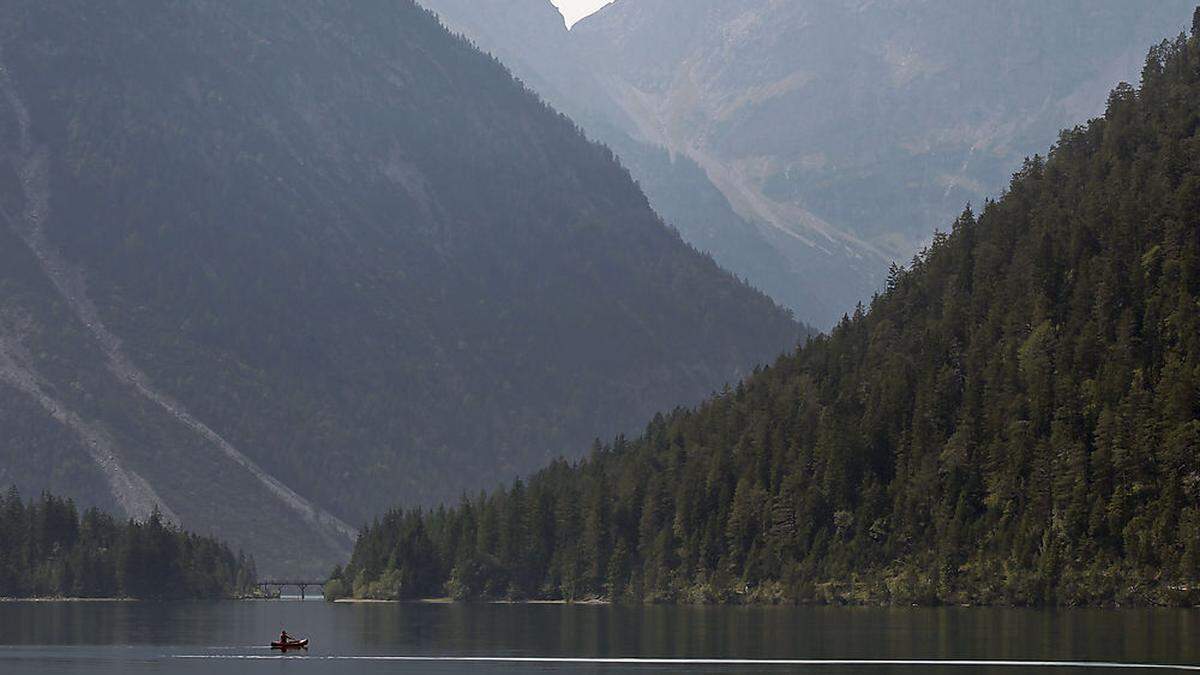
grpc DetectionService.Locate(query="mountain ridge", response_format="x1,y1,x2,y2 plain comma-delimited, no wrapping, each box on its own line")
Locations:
0,0,799,575
423,0,1197,328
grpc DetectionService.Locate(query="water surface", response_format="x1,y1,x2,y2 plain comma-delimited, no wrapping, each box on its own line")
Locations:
0,599,1196,673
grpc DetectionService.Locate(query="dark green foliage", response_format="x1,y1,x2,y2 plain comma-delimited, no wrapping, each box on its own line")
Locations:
0,488,255,599
341,27,1200,606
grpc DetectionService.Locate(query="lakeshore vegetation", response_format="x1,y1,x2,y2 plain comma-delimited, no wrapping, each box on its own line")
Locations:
0,489,256,599
334,17,1200,607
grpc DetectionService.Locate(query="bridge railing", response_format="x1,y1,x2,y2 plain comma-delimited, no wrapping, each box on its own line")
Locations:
256,580,328,599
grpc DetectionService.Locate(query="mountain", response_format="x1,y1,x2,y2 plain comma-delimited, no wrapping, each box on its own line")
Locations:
337,16,1200,606
0,0,800,575
422,0,1196,328
422,0,833,326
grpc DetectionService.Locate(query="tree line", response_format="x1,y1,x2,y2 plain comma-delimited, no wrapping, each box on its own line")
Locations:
0,488,256,599
333,14,1200,607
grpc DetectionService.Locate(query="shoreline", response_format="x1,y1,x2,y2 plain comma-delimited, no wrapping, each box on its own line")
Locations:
333,597,611,605
2,595,1191,609
0,594,270,602
0,597,137,602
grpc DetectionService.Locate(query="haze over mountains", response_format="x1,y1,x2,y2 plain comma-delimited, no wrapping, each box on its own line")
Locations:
423,0,1196,328
0,0,798,574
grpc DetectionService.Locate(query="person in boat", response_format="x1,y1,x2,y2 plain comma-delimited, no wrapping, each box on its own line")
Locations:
280,630,292,644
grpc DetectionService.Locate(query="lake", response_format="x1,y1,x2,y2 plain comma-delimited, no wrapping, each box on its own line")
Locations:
0,599,1197,673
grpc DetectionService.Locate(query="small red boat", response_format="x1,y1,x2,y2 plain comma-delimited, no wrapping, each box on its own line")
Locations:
271,638,308,650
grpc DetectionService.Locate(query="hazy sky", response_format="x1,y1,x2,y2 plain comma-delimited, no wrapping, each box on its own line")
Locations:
549,0,615,28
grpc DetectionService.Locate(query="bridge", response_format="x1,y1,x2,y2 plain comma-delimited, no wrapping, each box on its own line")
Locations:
257,579,327,600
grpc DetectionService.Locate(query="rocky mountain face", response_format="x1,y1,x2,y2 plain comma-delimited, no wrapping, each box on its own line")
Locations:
423,0,830,328
423,0,1196,328
0,0,799,574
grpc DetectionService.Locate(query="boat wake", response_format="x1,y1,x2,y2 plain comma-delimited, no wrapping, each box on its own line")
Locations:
171,655,1200,670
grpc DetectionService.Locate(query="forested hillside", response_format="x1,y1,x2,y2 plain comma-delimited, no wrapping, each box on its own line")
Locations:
338,19,1200,606
0,489,255,599
0,0,798,574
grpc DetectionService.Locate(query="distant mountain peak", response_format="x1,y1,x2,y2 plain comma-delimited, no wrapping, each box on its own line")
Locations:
424,0,1197,328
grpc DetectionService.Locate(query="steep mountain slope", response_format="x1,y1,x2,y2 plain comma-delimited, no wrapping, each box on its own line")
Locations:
420,0,623,127
0,0,799,574
573,0,1196,327
340,18,1200,605
422,0,833,326
430,0,1194,328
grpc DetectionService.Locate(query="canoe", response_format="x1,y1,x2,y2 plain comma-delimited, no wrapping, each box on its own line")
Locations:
271,639,308,650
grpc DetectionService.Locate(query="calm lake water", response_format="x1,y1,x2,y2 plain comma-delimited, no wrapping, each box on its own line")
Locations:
0,599,1196,674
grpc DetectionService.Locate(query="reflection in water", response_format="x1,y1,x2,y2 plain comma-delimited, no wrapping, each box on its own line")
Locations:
0,601,1196,674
